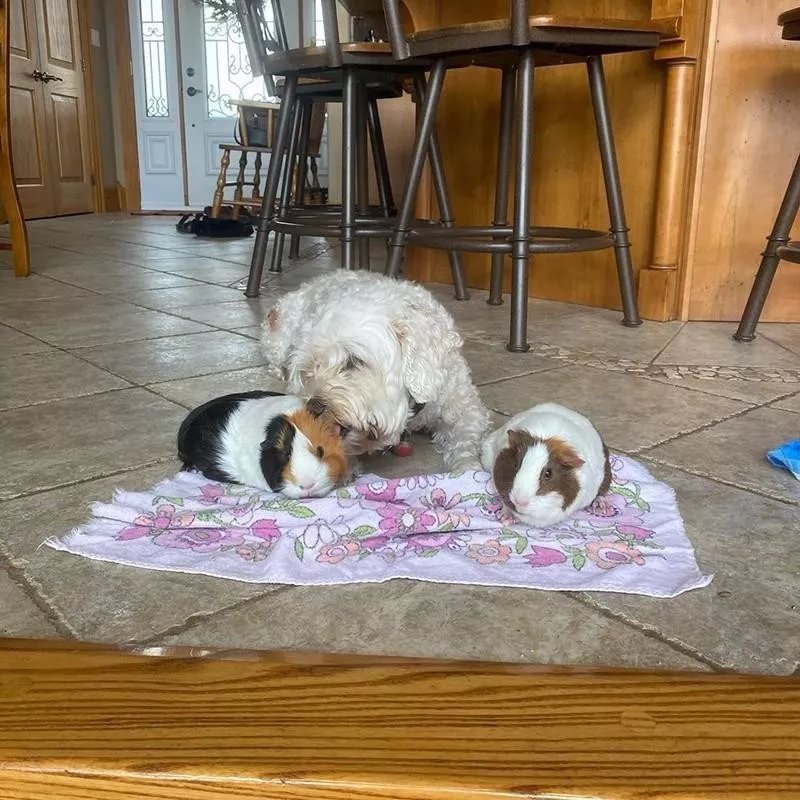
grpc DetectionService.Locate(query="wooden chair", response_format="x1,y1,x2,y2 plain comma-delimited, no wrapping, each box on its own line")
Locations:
236,0,467,299
381,1,663,351
0,0,29,278
210,99,325,260
734,8,800,341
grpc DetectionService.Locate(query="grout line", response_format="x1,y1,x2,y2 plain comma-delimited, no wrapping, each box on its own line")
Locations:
638,453,800,508
476,364,567,388
647,320,687,365
566,594,728,673
0,457,179,504
758,331,800,359
133,585,297,645
631,403,759,456
0,547,80,639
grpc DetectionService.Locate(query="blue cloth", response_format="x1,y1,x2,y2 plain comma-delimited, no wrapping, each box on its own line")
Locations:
767,439,800,481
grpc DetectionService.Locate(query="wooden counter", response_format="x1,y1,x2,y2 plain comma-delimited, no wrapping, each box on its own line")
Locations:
0,638,799,799
387,1,800,322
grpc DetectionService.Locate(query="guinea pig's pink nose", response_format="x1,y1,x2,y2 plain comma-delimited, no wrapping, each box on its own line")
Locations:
512,495,530,508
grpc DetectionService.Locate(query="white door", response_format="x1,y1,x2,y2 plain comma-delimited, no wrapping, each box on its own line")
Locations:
130,0,327,211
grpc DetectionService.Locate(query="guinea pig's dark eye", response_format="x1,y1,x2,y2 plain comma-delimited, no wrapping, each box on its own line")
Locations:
543,468,553,480
316,446,324,458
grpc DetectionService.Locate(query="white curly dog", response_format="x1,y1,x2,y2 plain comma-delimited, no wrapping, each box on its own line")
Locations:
261,271,490,471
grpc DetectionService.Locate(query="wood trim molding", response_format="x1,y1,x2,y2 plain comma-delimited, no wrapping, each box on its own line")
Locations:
77,0,105,213
0,638,798,799
115,0,140,212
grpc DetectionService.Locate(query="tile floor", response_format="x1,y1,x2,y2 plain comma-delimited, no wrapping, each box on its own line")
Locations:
1,213,798,675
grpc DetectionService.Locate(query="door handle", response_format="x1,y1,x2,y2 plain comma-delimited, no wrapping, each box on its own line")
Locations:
32,70,63,83
186,86,201,97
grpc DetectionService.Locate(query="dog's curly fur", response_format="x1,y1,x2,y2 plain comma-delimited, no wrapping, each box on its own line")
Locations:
261,271,490,471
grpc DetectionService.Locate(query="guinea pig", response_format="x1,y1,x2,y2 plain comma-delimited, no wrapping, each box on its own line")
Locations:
178,390,348,498
480,402,612,529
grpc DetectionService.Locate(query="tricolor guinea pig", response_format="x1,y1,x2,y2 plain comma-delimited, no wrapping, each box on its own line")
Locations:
177,391,348,498
480,402,612,529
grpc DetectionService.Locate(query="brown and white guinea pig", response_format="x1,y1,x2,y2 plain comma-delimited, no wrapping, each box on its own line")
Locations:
178,390,348,498
480,402,612,529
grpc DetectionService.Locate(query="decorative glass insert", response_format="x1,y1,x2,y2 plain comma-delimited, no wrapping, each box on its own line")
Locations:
140,0,169,117
314,0,326,45
204,2,276,118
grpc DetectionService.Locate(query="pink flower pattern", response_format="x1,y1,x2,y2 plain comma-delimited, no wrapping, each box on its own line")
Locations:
112,456,667,576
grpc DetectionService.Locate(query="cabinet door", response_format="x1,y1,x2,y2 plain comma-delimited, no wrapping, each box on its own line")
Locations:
8,0,54,218
37,0,94,215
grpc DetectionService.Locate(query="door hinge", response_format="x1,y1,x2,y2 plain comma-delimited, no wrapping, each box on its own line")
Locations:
81,57,86,72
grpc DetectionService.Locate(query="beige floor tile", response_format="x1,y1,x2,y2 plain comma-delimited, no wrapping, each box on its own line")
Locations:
158,581,706,671
0,294,210,348
149,367,284,408
579,463,800,674
645,406,800,505
167,298,273,329
772,391,800,413
479,365,748,452
0,350,130,411
0,323,50,356
655,322,800,368
0,271,89,302
759,323,800,356
464,340,562,385
76,330,266,384
0,388,185,500
116,284,245,311
0,572,62,639
0,464,270,641
522,309,684,361
35,262,200,294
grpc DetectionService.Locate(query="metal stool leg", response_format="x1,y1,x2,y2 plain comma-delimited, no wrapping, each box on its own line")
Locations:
342,68,358,270
421,75,468,300
508,49,534,353
386,61,447,278
270,98,304,273
356,82,371,270
289,99,313,260
734,152,800,341
587,55,641,327
367,97,395,217
245,77,298,297
489,66,516,306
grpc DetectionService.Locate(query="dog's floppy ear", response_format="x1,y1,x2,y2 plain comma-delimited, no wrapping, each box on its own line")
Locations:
392,319,462,404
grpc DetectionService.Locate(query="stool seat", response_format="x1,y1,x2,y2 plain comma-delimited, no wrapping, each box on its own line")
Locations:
275,75,405,101
407,15,662,59
265,42,432,78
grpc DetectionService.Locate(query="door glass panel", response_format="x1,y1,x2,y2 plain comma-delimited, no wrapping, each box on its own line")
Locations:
203,3,275,118
139,0,169,117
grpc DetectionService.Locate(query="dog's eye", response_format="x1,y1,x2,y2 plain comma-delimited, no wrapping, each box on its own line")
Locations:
543,468,552,480
316,446,324,458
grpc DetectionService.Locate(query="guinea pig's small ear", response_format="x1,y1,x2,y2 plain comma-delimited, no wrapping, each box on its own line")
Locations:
549,438,585,470
260,415,295,490
506,429,529,449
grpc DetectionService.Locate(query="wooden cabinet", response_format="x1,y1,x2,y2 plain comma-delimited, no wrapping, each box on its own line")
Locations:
8,0,94,219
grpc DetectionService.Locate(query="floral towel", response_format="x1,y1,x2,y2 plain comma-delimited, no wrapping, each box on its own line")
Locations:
47,455,711,597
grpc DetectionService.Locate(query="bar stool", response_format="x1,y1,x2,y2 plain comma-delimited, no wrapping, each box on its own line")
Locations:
380,1,663,352
236,0,466,299
734,8,800,342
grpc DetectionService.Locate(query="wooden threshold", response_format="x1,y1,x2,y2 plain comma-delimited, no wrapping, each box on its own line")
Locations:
0,638,798,799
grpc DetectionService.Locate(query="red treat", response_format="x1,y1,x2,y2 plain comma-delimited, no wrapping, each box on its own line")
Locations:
393,441,414,457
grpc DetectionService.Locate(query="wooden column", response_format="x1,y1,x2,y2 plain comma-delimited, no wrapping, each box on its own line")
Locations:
637,58,695,320
0,0,30,277
638,0,706,320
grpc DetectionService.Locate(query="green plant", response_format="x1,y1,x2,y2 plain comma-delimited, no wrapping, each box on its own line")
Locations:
192,0,238,23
